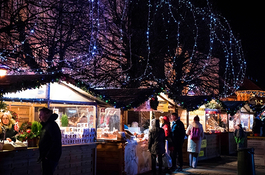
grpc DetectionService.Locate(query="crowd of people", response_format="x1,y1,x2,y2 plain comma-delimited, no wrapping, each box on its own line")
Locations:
148,113,204,174
148,111,265,174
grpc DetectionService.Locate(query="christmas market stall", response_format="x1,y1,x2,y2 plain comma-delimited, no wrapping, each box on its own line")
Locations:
175,96,222,161
92,88,166,175
233,78,265,166
222,77,265,164
0,75,103,175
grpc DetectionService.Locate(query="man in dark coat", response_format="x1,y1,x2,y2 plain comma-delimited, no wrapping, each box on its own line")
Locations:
38,107,62,175
253,114,262,136
171,113,185,172
148,119,165,175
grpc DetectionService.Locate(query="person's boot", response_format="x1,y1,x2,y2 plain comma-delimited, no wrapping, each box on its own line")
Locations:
177,167,183,172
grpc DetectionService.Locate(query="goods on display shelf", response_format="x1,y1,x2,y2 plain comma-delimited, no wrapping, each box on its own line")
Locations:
97,108,121,140
52,106,96,128
51,105,97,145
205,109,225,133
61,127,96,145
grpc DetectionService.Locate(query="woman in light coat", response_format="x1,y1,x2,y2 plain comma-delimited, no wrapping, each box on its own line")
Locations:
186,115,204,168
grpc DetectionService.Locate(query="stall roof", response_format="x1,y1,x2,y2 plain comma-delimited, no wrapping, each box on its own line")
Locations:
238,78,264,91
92,88,160,109
0,74,110,106
221,101,247,115
175,95,213,111
0,73,67,94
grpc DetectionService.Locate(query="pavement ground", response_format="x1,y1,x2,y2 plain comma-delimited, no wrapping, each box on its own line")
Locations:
139,154,265,175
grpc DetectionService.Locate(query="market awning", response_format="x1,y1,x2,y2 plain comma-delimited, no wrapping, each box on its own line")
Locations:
176,95,212,111
91,88,161,109
238,78,264,91
0,73,70,95
221,101,246,115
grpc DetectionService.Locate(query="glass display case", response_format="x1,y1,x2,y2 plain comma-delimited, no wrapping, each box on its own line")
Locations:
205,109,226,133
228,112,254,132
40,105,97,145
97,108,121,140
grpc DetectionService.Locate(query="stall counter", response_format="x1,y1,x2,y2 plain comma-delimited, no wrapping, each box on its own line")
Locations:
125,139,151,174
97,137,151,175
0,143,97,175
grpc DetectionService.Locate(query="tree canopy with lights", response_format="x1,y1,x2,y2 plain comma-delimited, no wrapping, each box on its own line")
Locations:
96,0,246,99
0,0,246,101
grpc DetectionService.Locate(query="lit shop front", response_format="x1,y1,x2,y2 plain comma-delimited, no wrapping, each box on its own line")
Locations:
178,99,256,158
0,81,98,175
94,89,173,175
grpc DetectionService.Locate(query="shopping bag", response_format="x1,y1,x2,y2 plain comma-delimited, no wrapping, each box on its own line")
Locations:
162,153,172,168
165,140,169,154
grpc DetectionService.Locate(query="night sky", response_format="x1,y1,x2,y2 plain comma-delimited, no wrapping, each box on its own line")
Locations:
213,0,265,88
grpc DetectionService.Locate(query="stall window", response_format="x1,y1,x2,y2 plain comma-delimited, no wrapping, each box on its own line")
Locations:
97,108,120,140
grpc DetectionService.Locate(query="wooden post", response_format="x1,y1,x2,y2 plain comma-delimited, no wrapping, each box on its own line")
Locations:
47,83,51,108
227,113,229,132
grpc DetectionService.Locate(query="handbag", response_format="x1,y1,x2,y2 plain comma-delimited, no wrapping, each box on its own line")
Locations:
162,153,172,168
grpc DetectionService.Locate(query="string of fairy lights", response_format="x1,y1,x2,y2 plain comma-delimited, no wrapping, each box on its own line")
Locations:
0,0,246,99
146,0,246,99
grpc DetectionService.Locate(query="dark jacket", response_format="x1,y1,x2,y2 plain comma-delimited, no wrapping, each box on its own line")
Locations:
262,120,265,137
171,119,185,145
234,127,246,149
253,118,262,134
148,119,165,155
39,114,62,162
0,124,17,142
234,128,245,141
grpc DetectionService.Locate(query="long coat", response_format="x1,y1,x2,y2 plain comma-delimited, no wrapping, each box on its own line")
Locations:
171,119,185,146
39,114,62,162
186,122,204,153
148,119,165,155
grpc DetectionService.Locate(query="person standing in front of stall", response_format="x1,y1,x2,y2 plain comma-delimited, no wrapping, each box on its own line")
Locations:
234,124,246,150
0,112,18,142
252,113,262,136
171,113,186,172
148,119,165,175
160,116,173,172
186,115,204,169
160,116,173,153
38,107,62,175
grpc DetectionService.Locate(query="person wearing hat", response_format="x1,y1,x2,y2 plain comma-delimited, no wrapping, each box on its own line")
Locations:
160,116,173,152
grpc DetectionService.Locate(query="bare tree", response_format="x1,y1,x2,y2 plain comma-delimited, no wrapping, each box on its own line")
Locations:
0,0,246,100
96,0,246,99
0,0,94,74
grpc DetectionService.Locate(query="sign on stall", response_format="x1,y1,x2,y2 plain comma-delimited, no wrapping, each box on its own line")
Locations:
199,150,204,157
157,101,168,112
201,139,207,148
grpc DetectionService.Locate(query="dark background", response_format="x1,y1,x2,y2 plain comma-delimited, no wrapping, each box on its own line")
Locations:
212,0,265,88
